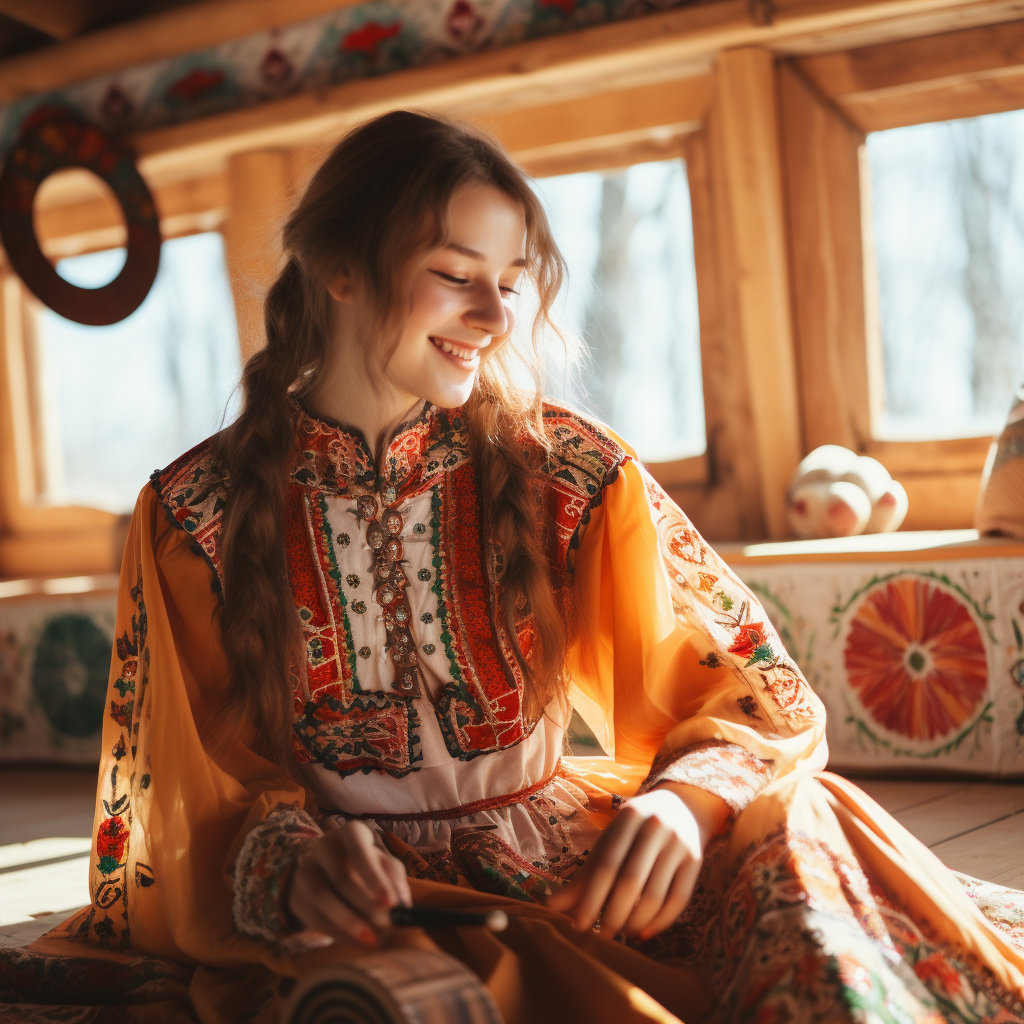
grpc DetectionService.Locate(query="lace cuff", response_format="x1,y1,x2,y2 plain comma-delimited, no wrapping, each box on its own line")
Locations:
636,739,774,816
232,803,322,942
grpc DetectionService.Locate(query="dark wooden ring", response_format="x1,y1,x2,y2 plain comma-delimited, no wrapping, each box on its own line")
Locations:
0,109,161,326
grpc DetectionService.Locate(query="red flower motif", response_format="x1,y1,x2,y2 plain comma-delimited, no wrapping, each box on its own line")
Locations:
447,0,483,41
341,21,401,56
729,622,767,660
913,952,963,996
844,577,987,740
168,68,225,104
96,815,128,861
697,572,718,593
109,699,133,728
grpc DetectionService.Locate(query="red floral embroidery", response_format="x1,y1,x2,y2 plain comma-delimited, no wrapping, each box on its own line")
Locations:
913,952,964,996
341,21,401,55
96,815,128,861
728,622,768,660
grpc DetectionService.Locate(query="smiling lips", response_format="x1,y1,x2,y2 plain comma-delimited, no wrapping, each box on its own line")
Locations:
429,335,481,368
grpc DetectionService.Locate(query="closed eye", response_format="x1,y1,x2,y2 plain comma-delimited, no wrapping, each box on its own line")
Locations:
431,270,519,296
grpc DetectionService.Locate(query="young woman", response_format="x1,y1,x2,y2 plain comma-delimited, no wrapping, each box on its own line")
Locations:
40,111,1024,1023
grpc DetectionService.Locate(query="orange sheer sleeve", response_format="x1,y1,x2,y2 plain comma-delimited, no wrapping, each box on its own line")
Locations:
566,456,828,816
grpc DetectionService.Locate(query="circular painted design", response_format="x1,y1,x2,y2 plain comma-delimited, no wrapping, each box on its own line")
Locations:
843,577,988,741
31,614,111,737
0,109,161,326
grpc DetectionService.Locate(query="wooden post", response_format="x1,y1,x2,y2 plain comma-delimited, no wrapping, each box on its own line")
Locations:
779,62,872,454
221,150,291,362
713,47,803,539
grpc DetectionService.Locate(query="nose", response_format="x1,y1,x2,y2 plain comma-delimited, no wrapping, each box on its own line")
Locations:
464,282,509,338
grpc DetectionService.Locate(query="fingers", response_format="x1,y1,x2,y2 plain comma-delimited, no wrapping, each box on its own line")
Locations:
287,822,410,942
563,807,646,932
288,860,379,946
380,851,413,908
599,817,672,937
636,855,702,940
621,845,685,938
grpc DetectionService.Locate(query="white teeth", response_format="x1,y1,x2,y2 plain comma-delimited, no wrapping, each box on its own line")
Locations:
433,338,478,361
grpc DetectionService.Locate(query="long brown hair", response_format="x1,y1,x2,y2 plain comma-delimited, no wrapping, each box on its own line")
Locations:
215,110,571,761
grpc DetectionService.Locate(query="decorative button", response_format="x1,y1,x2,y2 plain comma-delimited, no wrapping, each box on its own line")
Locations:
345,573,360,588
417,569,432,582
385,512,402,535
357,495,377,521
398,674,415,692
384,538,402,561
383,485,398,506
367,524,385,551
379,588,395,605
413,522,426,535
395,607,408,623
422,643,435,655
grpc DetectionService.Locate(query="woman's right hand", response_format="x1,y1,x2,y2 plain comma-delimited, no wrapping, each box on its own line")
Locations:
286,820,411,945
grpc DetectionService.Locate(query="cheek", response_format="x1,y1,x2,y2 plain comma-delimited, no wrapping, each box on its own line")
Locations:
408,277,461,327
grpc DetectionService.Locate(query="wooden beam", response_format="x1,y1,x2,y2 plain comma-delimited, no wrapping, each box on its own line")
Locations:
35,173,229,256
779,62,873,454
122,0,1024,183
0,0,93,41
797,18,1024,129
220,151,290,361
712,48,803,539
0,0,366,101
864,435,992,474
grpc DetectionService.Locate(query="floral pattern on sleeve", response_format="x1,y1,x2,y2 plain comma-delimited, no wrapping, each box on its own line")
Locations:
640,464,822,730
637,739,774,816
232,803,322,942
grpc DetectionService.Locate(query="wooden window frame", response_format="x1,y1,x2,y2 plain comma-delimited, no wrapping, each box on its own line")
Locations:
0,171,233,577
780,21,1024,530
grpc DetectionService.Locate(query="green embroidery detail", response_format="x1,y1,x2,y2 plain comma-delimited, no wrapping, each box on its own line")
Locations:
745,642,775,667
316,493,360,692
430,486,465,693
98,855,118,875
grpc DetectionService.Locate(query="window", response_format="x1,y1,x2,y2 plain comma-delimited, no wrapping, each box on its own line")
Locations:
531,158,705,463
866,108,1024,440
29,231,241,512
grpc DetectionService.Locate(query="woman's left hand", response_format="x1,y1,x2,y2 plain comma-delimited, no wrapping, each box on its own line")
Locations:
547,785,729,941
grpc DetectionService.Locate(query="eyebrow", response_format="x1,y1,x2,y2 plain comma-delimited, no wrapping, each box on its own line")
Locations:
444,242,527,268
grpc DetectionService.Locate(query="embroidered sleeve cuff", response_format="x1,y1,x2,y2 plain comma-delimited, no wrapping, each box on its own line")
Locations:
636,739,774,816
232,803,322,942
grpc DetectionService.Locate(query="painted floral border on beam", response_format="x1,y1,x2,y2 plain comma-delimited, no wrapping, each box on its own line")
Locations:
0,0,690,158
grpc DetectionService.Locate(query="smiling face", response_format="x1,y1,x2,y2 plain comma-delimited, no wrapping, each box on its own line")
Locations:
384,182,527,408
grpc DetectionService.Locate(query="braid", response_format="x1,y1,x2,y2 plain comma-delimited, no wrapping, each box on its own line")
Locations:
216,259,329,760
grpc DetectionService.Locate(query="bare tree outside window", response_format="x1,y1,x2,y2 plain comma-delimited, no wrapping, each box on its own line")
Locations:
867,109,1024,439
34,232,242,512
532,158,705,463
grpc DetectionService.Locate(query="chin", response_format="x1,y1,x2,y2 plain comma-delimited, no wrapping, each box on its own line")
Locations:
421,374,478,409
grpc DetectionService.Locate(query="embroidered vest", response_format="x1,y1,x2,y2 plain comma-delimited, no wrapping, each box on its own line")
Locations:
152,404,625,775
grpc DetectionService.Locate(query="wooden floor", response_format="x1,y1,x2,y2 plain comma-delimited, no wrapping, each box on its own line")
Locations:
1,767,1023,947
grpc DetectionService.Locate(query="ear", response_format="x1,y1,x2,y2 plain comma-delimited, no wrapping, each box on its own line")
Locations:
325,268,352,302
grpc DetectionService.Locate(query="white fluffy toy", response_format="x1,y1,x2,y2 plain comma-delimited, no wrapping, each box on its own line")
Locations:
787,445,909,539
